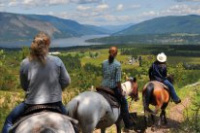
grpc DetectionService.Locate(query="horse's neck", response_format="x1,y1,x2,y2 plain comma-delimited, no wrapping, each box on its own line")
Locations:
121,81,132,95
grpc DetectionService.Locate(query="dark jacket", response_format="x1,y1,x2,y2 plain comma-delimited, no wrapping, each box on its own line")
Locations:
149,61,167,82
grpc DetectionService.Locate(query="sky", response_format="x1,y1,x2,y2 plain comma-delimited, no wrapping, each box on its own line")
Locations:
0,0,200,26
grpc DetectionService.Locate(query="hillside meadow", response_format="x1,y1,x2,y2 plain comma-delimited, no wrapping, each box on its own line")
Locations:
0,44,200,132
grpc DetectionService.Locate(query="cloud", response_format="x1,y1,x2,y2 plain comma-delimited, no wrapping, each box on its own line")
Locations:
161,4,200,15
4,0,101,9
77,5,91,11
8,1,20,7
117,4,123,11
96,4,109,11
49,0,69,5
71,0,101,4
130,4,141,9
141,11,158,17
134,4,200,23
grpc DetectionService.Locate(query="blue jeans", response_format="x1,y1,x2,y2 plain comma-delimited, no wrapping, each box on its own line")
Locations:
112,88,129,113
2,102,67,133
163,79,180,102
112,87,132,127
2,102,26,133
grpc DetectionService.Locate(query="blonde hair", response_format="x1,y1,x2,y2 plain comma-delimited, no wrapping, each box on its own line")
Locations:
29,32,51,65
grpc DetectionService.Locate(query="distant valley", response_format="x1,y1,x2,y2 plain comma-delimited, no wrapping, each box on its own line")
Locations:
1,12,200,47
88,15,200,45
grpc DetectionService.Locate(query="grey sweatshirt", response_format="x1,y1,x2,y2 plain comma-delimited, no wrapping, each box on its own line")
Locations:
20,55,71,104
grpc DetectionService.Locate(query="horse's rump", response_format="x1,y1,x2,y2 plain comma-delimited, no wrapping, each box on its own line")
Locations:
96,87,120,108
10,111,78,133
143,81,168,92
143,81,170,106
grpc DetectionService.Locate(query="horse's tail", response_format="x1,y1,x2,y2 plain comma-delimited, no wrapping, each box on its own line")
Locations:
143,82,154,112
67,99,79,120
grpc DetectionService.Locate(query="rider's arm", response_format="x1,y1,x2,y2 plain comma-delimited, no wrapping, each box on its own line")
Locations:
116,64,123,95
20,60,29,91
59,59,71,91
148,64,153,80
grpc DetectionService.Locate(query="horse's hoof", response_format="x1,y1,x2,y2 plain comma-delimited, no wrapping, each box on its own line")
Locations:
151,126,156,132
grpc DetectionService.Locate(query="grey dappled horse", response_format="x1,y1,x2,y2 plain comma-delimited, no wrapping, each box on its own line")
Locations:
67,79,138,133
10,111,77,133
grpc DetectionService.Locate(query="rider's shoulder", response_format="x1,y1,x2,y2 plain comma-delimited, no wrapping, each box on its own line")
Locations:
114,60,121,66
20,58,29,66
47,55,62,63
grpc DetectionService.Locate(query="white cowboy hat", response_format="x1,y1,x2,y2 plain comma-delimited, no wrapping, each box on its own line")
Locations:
157,52,167,63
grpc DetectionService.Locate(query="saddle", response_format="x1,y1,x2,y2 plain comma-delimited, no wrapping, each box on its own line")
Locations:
11,104,79,133
12,103,62,125
96,86,120,108
23,104,62,116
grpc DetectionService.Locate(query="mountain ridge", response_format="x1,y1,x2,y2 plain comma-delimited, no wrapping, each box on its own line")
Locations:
114,15,200,36
0,12,110,41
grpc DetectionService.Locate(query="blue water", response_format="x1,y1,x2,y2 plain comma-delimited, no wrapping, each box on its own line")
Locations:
0,35,109,48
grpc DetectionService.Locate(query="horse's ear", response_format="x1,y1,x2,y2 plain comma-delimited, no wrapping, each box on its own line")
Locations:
133,77,136,82
125,76,129,81
129,77,136,82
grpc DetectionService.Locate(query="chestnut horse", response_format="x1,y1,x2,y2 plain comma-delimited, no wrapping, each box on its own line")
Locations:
67,78,138,133
142,81,170,127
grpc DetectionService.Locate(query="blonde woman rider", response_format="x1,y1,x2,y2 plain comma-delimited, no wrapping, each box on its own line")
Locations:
2,32,71,133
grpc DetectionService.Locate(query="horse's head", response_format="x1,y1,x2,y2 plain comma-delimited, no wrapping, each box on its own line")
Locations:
122,77,139,101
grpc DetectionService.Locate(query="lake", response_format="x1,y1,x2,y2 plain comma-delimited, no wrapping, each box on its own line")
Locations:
0,35,109,48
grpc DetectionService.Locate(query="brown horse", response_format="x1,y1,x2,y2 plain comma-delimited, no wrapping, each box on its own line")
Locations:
142,81,170,128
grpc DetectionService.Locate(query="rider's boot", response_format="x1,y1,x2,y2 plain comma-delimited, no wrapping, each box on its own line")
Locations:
122,113,135,129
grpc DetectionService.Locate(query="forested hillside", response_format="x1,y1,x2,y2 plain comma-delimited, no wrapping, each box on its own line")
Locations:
0,45,200,132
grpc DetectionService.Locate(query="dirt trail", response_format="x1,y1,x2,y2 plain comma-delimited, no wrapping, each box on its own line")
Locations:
143,97,191,133
93,97,190,133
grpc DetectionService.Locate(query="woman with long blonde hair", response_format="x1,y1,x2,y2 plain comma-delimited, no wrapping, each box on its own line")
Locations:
2,32,71,133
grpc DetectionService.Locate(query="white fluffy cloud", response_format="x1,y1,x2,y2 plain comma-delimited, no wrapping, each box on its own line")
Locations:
161,4,200,15
71,0,101,4
8,1,20,7
5,0,101,8
117,4,123,11
96,4,109,11
135,4,200,23
77,5,91,11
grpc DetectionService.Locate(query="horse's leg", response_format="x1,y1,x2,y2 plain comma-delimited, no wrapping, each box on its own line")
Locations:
80,118,98,133
100,128,106,133
151,114,155,124
143,107,149,128
158,103,168,127
151,105,160,131
161,103,168,125
115,120,122,133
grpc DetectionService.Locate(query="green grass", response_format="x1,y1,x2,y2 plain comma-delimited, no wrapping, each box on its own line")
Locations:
168,56,200,65
0,91,24,128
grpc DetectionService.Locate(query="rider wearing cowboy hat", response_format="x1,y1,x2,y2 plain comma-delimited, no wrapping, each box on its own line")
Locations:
149,52,181,104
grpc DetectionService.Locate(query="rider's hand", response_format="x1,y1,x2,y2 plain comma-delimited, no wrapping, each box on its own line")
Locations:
122,91,126,96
